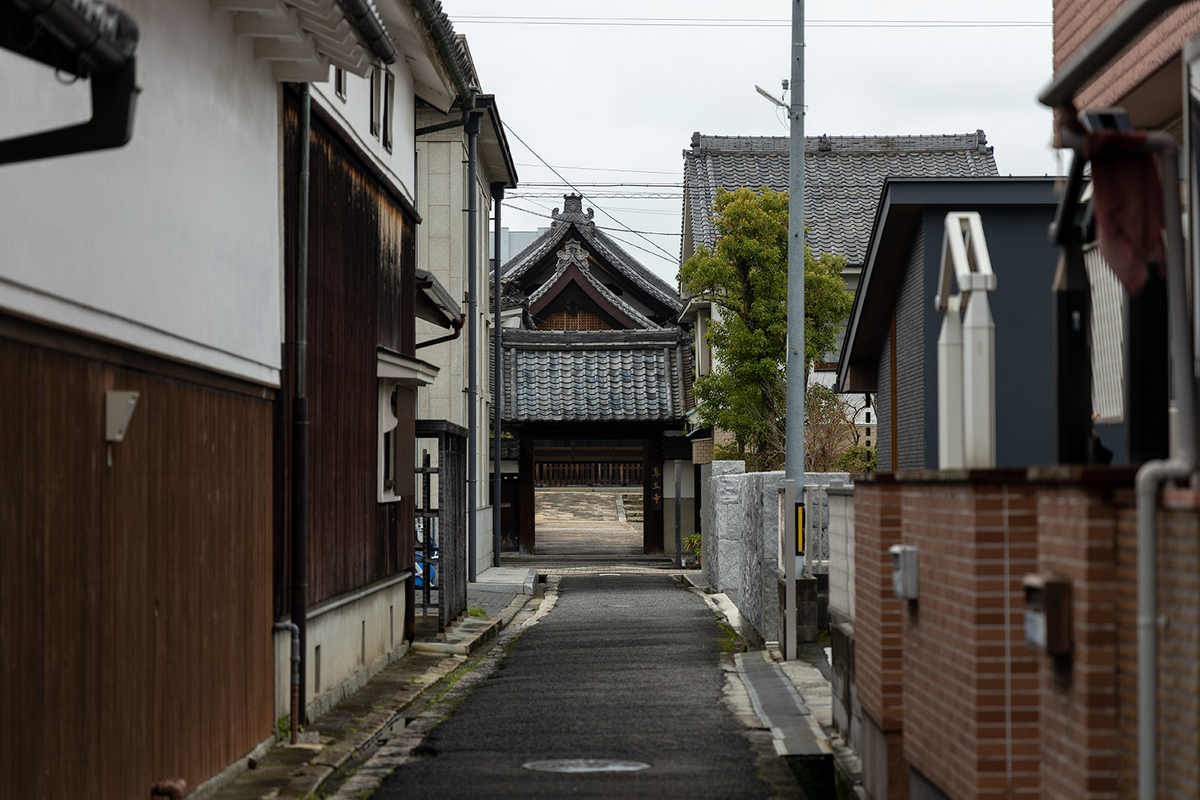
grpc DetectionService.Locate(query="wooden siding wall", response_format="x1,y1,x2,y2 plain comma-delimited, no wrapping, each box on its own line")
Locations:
278,99,418,614
0,333,274,799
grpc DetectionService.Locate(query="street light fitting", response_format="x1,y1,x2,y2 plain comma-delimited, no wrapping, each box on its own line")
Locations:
755,84,788,108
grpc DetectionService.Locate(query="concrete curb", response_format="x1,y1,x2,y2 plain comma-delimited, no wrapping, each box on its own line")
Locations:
410,594,532,656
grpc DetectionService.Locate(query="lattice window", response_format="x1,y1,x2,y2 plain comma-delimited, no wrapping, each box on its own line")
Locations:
538,310,614,331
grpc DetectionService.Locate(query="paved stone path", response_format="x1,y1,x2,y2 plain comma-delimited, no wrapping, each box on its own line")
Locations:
533,490,643,557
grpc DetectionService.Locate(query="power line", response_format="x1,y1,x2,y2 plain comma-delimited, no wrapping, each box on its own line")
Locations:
519,181,683,188
504,202,683,237
452,16,1050,29
501,122,679,262
510,192,683,200
516,161,679,176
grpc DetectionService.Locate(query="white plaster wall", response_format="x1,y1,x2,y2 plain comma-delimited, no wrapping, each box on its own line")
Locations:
663,458,695,499
272,577,408,722
311,59,416,206
0,0,281,384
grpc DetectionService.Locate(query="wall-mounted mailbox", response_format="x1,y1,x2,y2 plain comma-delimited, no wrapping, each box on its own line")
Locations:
889,544,919,600
1023,574,1071,655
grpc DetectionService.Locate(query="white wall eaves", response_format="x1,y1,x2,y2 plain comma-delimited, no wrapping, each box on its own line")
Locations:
375,1,456,110
216,0,381,82
0,278,281,386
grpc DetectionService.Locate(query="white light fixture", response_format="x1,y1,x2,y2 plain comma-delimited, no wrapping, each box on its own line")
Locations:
105,391,139,442
755,83,788,109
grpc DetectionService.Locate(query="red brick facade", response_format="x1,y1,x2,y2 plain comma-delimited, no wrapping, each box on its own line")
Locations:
854,478,908,799
898,475,1040,800
854,467,1200,800
1054,0,1200,111
1031,475,1130,800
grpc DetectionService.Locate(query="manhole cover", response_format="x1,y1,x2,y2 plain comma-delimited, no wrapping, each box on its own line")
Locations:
523,759,650,773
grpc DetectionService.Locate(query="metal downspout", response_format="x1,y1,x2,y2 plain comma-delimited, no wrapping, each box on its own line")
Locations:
492,182,505,568
292,83,312,726
273,621,300,743
1135,136,1196,800
466,111,482,582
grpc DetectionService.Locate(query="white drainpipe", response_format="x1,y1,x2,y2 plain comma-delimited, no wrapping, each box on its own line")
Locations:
1135,134,1196,800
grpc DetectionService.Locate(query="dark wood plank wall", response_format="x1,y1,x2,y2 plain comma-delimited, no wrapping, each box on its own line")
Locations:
0,334,274,799
278,99,418,613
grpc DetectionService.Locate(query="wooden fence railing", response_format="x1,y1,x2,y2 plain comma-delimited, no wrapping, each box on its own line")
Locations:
535,461,643,487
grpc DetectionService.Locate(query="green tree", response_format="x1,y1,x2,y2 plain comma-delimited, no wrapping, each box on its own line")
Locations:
679,187,853,471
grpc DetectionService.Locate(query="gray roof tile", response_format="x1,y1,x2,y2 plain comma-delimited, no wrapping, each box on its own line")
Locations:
501,196,684,314
501,330,691,423
683,131,999,266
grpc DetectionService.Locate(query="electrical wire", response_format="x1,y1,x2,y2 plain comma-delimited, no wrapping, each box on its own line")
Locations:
505,202,682,237
502,122,679,262
451,16,1050,29
516,162,678,176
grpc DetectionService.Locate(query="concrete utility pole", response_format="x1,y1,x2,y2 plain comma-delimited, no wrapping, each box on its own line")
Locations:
783,0,806,662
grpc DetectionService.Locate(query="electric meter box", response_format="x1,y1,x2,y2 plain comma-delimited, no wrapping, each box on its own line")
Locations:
1023,574,1071,655
889,544,919,600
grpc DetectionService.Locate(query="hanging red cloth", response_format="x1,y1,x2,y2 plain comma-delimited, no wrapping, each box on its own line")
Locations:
1088,129,1164,295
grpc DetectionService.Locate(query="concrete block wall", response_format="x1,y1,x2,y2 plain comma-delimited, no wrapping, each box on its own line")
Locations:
899,476,1040,800
828,483,856,622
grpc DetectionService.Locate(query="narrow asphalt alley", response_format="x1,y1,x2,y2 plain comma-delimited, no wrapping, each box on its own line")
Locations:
372,574,786,799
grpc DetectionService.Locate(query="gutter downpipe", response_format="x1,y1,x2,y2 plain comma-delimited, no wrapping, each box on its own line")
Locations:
492,182,505,568
273,621,300,743
466,110,483,582
292,83,312,728
415,315,464,349
1134,136,1195,800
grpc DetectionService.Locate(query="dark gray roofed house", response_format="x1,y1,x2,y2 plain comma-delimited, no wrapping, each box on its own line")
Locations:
681,131,1000,285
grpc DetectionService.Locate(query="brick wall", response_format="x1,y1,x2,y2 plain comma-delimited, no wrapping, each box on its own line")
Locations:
1054,0,1200,110
1143,495,1200,799
899,474,1040,800
1033,479,1127,800
692,437,713,465
853,477,908,798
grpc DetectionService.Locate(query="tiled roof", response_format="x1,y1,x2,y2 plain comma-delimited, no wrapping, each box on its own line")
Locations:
501,329,691,423
683,131,999,267
527,240,660,329
501,195,684,315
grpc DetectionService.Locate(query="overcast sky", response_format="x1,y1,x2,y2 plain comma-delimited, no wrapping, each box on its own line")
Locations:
449,0,1061,283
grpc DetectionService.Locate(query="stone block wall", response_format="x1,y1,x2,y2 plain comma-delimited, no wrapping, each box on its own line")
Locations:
706,460,744,595
736,470,785,645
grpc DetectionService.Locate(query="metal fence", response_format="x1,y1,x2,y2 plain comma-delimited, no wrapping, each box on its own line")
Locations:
414,421,467,633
